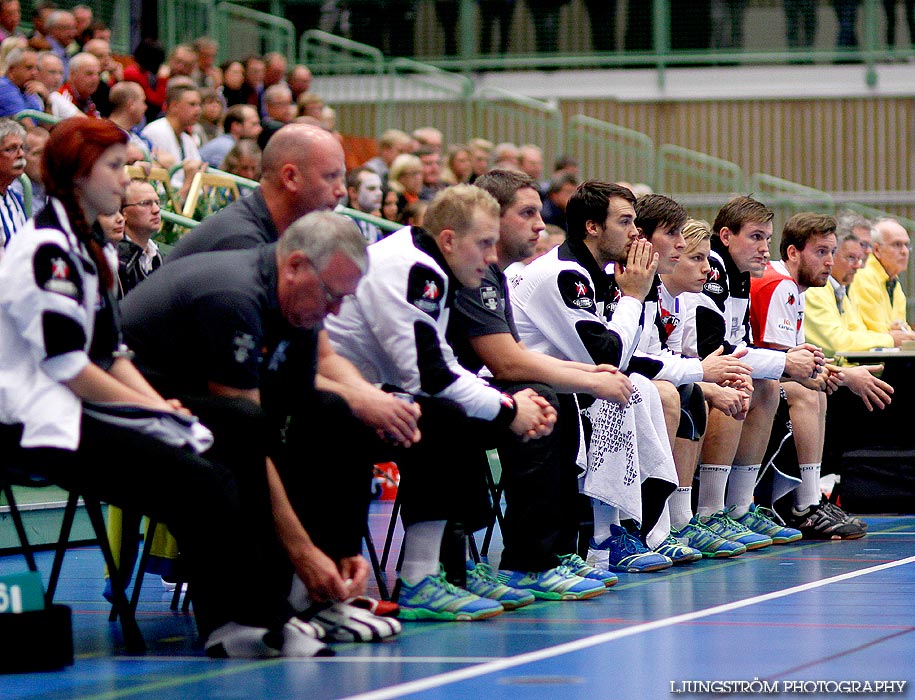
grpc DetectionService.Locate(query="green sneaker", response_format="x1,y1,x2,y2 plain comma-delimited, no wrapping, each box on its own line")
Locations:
397,566,504,621
558,552,618,587
465,562,535,610
736,504,802,544
496,564,607,601
701,508,773,550
670,518,746,558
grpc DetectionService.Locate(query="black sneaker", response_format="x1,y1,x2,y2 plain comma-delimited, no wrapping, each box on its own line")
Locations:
789,499,867,540
823,500,867,530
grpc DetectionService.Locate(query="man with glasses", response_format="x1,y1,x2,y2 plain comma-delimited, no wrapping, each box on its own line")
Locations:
0,118,26,256
121,211,413,651
849,217,914,335
117,179,163,298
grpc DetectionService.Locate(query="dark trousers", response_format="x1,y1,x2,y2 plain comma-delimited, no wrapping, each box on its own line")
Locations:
492,384,580,572
0,415,289,639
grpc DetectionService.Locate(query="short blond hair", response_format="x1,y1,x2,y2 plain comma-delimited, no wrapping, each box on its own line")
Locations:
424,184,500,238
682,218,712,253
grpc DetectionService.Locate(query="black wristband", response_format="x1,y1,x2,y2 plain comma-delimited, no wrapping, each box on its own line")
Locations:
494,393,518,428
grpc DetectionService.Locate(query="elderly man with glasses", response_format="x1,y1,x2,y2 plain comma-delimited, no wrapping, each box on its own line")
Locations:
849,217,914,335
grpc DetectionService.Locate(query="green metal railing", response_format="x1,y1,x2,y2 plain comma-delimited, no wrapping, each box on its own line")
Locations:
160,0,216,54
566,115,656,187
214,3,296,63
656,144,746,222
386,58,475,144
473,87,563,172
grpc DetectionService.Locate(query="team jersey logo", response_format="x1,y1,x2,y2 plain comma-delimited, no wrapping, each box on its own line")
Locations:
232,332,256,364
708,268,721,281
479,285,499,311
407,264,445,319
34,243,82,301
787,293,795,305
558,270,596,312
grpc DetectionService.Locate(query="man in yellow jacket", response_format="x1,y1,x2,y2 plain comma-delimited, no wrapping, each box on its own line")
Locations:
848,218,913,335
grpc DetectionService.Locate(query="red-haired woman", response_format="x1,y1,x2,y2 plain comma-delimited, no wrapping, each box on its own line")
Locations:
0,118,326,658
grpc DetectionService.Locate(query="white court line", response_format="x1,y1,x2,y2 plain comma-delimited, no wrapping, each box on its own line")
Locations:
341,555,915,700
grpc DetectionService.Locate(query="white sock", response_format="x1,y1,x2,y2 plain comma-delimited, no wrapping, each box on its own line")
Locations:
591,499,620,544
725,464,761,519
669,487,694,530
400,520,446,584
696,464,730,517
794,463,822,511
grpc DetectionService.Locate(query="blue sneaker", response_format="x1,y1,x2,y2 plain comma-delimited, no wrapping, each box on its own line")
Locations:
653,535,702,564
465,562,535,611
670,518,746,558
737,504,802,544
588,525,673,573
701,508,773,550
496,564,607,601
558,552,618,587
397,566,504,621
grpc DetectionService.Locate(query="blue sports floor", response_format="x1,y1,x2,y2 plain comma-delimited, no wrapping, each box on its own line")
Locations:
2,504,914,700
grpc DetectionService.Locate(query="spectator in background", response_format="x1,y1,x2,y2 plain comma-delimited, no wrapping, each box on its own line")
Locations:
195,87,223,143
296,91,324,120
363,128,412,186
417,145,445,201
412,126,443,153
258,84,294,149
883,0,915,49
345,166,385,243
493,141,519,170
399,198,427,227
141,82,204,188
72,4,91,46
467,137,493,182
200,103,262,168
220,139,261,184
833,0,861,51
82,38,120,116
243,54,265,109
0,46,46,119
784,0,817,51
263,52,287,92
218,60,247,107
191,37,220,88
518,143,545,186
381,186,402,223
583,0,616,51
526,0,569,52
10,125,47,214
442,143,472,185
540,172,578,232
552,154,579,179
167,44,197,81
0,117,26,253
0,0,22,43
123,38,167,123
26,1,54,52
387,153,423,206
712,0,746,50
53,51,100,118
108,80,154,160
287,64,312,101
117,178,164,298
44,10,76,78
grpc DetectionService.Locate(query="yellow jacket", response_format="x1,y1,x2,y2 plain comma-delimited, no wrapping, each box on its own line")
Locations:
805,277,894,358
847,254,908,333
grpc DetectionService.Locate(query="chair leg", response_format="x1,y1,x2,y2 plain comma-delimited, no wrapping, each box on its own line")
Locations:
128,518,159,613
1,482,37,572
45,492,79,604
83,498,146,654
364,525,389,601
379,492,402,571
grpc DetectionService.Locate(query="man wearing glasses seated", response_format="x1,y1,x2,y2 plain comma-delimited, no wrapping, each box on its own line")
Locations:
117,179,163,298
849,218,914,336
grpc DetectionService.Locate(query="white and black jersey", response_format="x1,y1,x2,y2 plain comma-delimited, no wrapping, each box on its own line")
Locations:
0,199,116,449
680,237,786,379
510,239,642,370
324,226,511,421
